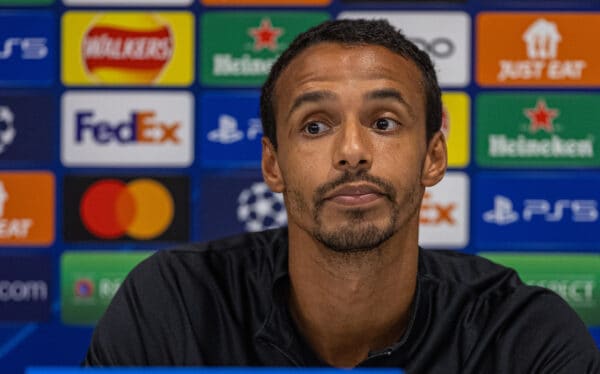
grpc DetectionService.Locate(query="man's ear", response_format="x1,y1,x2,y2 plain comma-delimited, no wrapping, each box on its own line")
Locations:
421,131,447,187
262,137,284,193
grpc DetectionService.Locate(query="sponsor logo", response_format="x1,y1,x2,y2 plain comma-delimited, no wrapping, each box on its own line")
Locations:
74,278,94,298
63,176,189,242
64,0,191,5
61,91,193,167
410,37,455,59
61,251,152,325
483,195,597,225
237,182,287,232
476,94,600,167
207,115,262,145
419,172,469,249
0,255,51,321
0,12,55,86
338,11,470,87
0,106,16,154
202,0,330,4
200,91,263,167
0,37,48,60
0,95,53,163
475,173,600,250
62,12,193,86
480,253,600,326
0,172,54,246
201,12,329,86
441,92,470,167
477,13,600,86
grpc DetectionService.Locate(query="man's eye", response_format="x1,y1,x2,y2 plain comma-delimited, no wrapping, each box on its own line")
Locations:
373,118,399,131
304,121,329,135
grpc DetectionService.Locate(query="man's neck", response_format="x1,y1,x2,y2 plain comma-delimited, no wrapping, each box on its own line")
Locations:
287,225,419,368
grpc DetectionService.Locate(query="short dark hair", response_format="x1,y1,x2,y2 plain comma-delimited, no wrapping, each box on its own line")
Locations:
260,18,442,149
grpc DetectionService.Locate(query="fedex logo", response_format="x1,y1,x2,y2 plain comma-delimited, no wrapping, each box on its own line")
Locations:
0,38,48,60
483,195,598,226
418,172,468,249
75,111,180,144
62,91,193,167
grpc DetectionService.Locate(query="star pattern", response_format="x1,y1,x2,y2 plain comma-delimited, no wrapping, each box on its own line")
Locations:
248,18,283,51
524,99,559,133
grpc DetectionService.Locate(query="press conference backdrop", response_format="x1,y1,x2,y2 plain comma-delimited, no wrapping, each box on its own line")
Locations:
0,0,599,372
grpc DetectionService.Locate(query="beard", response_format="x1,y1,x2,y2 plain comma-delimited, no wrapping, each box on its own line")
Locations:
285,171,421,253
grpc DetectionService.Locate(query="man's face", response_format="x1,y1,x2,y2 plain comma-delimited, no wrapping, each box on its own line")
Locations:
262,42,446,252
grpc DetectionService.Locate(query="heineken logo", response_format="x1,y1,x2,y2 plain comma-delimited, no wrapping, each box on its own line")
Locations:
476,93,600,167
200,12,329,86
488,98,593,159
249,18,283,52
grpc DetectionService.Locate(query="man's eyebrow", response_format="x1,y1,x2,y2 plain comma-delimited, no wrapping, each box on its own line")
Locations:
286,90,337,120
364,88,416,120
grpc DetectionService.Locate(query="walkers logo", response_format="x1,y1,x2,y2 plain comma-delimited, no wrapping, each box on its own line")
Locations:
62,91,193,167
201,91,263,167
63,176,189,242
202,0,331,5
339,12,470,87
0,95,53,163
62,12,193,86
64,0,191,5
441,92,470,167
201,12,329,86
419,172,468,249
0,255,50,322
475,173,600,250
61,251,152,325
0,12,55,86
477,13,600,86
476,94,600,167
481,253,600,326
0,172,54,246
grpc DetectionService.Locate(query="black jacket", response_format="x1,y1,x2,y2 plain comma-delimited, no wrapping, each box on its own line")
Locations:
84,228,600,373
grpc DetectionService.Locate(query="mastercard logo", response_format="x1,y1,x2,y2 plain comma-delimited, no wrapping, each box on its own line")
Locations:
80,178,174,240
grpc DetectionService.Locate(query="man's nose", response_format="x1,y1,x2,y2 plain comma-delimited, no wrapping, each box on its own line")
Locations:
333,120,373,172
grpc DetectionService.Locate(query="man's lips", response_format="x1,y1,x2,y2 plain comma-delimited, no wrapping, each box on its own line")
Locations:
324,184,386,206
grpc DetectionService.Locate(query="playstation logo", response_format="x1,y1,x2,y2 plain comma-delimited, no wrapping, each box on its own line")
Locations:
207,114,244,144
483,195,519,226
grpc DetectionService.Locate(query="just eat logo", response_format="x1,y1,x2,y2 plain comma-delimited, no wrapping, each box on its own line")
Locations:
75,110,180,144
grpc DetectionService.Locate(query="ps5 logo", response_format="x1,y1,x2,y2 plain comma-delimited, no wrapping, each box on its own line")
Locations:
0,38,48,60
483,195,598,226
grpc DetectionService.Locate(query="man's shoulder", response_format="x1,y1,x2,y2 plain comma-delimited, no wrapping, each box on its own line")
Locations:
419,249,521,290
139,228,288,275
123,228,289,300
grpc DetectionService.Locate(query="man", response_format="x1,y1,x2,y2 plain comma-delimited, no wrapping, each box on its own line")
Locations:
84,19,600,372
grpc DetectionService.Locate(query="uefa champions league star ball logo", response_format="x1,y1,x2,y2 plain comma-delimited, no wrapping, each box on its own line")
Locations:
0,106,16,154
237,182,287,232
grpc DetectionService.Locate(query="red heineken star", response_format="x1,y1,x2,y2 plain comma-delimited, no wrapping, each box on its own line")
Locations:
249,18,283,51
524,99,558,133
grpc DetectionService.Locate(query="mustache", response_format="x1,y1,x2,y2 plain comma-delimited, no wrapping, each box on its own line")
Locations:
313,171,397,206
